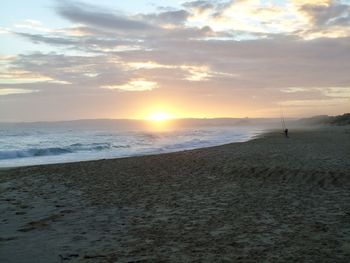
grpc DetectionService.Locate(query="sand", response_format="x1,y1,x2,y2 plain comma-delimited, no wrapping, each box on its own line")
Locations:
1,126,350,262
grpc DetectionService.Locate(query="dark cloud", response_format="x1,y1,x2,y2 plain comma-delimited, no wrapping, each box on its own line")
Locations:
143,10,190,25
300,2,350,27
15,32,78,46
14,31,137,53
57,1,157,31
54,2,213,41
183,1,215,14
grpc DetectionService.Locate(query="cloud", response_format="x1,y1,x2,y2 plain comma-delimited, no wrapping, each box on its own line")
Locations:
183,1,214,13
280,98,348,107
142,10,190,26
57,1,157,32
280,87,310,93
290,0,350,38
300,3,350,26
0,68,56,84
5,33,350,92
14,19,51,32
277,86,350,113
182,0,350,39
13,31,136,54
324,87,350,98
14,32,78,46
101,79,158,91
0,27,10,34
281,86,350,98
0,88,38,96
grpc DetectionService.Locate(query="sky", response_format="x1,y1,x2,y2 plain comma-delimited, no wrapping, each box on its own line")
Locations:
0,0,349,121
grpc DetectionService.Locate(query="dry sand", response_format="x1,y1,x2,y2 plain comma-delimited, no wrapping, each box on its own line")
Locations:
1,127,350,262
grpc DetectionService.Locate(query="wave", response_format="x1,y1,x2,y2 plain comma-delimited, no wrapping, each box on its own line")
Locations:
0,147,72,160
0,143,130,160
162,139,209,150
69,142,129,151
69,142,111,151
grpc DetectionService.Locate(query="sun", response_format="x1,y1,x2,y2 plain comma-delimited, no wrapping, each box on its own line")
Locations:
147,112,172,122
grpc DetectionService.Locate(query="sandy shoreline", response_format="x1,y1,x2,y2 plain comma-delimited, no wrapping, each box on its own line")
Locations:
1,127,350,262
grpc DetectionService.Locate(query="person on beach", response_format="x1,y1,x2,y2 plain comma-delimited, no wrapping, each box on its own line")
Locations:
284,128,289,138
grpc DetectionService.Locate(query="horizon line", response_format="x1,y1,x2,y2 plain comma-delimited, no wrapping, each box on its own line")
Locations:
0,115,337,124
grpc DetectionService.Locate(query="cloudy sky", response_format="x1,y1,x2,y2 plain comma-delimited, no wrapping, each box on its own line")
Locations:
1,0,349,121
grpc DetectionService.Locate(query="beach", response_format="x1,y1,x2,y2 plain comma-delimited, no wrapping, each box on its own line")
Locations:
1,127,350,262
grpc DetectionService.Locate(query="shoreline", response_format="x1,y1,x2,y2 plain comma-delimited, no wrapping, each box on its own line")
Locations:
1,127,350,262
0,128,268,170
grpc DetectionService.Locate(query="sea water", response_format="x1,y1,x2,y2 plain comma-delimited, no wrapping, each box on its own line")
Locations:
0,121,265,167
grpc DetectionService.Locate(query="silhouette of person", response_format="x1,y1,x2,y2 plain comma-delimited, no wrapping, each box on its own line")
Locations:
284,128,289,138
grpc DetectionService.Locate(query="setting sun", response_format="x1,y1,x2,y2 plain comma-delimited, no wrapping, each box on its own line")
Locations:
147,112,172,122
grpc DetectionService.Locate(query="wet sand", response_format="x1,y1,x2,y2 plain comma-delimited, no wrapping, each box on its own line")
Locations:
1,127,350,262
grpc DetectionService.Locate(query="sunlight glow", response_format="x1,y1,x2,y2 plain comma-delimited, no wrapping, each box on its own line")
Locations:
147,112,172,122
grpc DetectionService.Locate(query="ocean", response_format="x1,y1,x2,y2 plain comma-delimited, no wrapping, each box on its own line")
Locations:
0,119,268,167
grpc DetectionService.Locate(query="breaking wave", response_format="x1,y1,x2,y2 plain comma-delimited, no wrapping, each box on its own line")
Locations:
0,148,72,160
0,143,129,160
